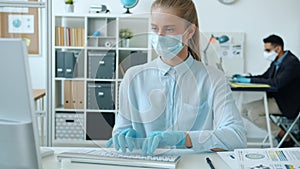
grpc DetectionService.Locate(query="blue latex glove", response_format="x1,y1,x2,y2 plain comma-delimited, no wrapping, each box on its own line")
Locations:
142,131,186,156
106,128,143,153
232,74,245,79
232,77,251,83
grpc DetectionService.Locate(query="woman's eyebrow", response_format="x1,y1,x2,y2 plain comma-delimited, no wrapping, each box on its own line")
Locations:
151,23,176,28
163,25,176,28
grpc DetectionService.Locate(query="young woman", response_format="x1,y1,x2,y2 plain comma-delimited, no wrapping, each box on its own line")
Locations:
107,0,246,156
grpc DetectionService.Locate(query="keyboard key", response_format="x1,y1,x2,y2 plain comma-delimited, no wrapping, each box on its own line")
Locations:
57,148,181,169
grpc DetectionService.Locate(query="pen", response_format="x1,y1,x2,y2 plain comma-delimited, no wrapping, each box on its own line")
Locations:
206,157,215,169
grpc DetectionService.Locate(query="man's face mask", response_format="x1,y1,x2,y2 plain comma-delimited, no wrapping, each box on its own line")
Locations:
150,33,184,60
264,47,278,61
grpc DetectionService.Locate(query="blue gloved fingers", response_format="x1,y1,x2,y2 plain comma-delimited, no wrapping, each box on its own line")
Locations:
132,131,142,150
232,74,244,78
146,136,153,156
135,137,143,149
112,134,120,151
147,139,154,156
231,77,250,83
118,131,128,153
142,132,158,156
243,78,251,83
149,134,163,156
125,129,135,152
142,139,148,156
147,132,161,156
135,132,143,149
237,77,250,83
109,128,144,153
105,138,113,148
231,78,238,83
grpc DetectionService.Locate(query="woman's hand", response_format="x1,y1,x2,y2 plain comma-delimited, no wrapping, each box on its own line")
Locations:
142,131,186,156
106,128,143,153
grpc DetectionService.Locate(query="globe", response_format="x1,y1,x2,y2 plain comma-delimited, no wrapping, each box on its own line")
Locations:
120,0,139,14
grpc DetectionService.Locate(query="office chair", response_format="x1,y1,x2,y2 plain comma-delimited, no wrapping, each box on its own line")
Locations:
270,112,300,148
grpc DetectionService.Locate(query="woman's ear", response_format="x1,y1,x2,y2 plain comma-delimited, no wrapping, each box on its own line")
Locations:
186,24,196,40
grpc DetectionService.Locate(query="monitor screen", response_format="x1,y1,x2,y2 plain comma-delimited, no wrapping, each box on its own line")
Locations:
0,38,42,169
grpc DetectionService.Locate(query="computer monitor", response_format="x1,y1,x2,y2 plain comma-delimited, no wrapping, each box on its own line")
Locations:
0,38,42,169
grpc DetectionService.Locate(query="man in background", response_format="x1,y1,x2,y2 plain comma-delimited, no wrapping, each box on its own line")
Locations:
233,34,300,147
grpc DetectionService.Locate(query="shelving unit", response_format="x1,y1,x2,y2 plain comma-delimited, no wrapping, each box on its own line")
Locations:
51,13,151,146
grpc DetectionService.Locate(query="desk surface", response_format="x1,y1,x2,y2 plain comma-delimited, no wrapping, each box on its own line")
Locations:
33,89,46,101
42,147,232,169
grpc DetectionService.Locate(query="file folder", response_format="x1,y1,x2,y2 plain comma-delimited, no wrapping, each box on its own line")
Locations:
230,82,271,88
56,51,65,77
64,80,74,109
73,81,84,109
64,51,76,78
64,80,84,109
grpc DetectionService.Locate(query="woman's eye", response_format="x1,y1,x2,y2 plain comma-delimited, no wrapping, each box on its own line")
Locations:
165,28,174,33
151,27,158,32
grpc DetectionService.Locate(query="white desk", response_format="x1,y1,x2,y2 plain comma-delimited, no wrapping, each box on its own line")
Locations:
231,84,277,148
42,147,232,169
33,89,46,146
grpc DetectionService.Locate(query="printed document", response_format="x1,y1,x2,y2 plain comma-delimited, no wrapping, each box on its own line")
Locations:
234,148,300,169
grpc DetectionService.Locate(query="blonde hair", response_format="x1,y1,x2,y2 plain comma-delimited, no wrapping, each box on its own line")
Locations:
151,0,201,61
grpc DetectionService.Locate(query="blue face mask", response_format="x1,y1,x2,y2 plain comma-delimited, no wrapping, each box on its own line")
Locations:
150,33,184,60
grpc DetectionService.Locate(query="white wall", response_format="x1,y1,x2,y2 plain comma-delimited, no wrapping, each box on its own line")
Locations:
195,0,300,74
28,5,47,89
51,0,153,15
30,0,300,88
29,56,46,89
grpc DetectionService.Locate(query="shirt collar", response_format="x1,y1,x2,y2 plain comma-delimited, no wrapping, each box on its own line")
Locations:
156,54,194,76
274,51,288,66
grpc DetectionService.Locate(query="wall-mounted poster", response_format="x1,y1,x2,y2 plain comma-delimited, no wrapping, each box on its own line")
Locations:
0,0,40,55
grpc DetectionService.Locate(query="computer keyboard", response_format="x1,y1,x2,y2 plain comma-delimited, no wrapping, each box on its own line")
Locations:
57,148,181,169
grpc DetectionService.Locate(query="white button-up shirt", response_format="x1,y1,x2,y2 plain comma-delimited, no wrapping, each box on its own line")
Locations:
114,54,247,152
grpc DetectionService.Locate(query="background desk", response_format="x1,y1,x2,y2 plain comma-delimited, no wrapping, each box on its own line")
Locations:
231,84,277,147
33,89,46,145
42,147,232,169
33,89,46,101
